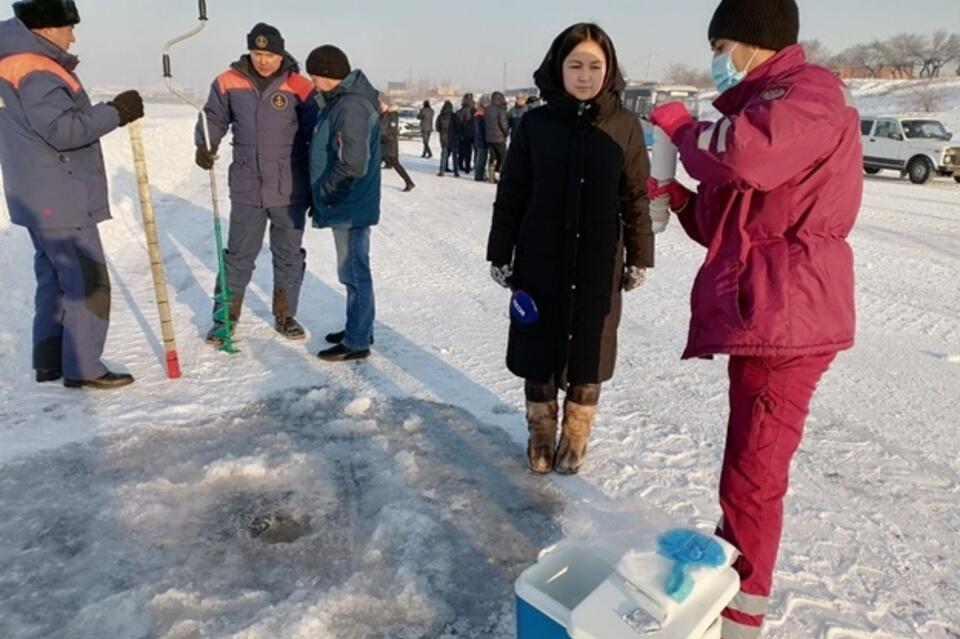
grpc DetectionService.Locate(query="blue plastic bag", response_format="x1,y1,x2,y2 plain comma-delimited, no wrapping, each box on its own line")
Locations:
657,529,727,603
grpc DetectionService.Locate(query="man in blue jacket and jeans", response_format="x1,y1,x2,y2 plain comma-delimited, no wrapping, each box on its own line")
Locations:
196,23,316,345
307,45,380,362
0,0,143,389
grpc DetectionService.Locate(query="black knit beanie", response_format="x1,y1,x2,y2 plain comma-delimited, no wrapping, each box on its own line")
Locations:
247,23,285,57
708,0,799,52
306,45,351,80
13,0,80,28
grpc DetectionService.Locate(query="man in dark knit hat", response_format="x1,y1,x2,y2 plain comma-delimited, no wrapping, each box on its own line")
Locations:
0,0,144,389
647,1,863,637
195,22,317,346
306,45,381,362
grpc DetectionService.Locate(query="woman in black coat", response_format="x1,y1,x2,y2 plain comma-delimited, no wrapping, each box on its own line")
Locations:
435,100,462,176
486,23,653,474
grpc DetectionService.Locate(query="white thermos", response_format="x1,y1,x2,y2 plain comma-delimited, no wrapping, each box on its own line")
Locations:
649,125,679,234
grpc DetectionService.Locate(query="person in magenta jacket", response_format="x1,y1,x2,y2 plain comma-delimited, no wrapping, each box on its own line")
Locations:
648,1,863,637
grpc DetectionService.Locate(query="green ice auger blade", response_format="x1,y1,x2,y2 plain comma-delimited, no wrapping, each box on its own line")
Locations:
212,215,238,354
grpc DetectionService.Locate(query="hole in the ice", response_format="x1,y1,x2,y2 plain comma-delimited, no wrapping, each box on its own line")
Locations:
248,512,311,544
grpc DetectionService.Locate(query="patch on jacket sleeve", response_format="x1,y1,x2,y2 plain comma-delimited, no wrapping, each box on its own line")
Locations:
0,96,4,109
761,85,792,101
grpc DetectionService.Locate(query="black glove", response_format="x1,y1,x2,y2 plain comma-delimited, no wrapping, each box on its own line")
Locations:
195,144,218,170
110,90,144,127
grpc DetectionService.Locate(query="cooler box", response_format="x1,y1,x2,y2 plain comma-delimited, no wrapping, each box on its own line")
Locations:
516,539,738,639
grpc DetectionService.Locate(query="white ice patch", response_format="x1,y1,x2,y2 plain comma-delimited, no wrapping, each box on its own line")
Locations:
402,416,423,433
344,397,373,417
288,388,334,416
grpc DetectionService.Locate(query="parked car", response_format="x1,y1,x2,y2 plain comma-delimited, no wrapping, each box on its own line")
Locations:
397,107,421,140
861,115,960,184
624,83,701,147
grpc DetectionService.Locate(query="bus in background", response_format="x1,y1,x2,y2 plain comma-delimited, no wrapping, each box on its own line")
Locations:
624,83,702,147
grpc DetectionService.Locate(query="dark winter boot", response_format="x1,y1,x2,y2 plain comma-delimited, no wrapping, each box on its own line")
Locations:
36,368,62,383
64,371,135,390
403,182,416,192
205,321,236,345
228,291,244,323
317,343,370,362
274,317,306,340
554,401,596,475
325,330,375,345
526,400,559,474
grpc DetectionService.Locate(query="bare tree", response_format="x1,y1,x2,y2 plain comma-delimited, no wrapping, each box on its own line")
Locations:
664,64,713,90
924,31,960,77
885,32,925,78
800,39,832,66
836,41,890,77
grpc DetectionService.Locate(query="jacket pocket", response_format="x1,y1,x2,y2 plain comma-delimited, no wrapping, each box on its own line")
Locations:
228,160,253,192
737,242,790,336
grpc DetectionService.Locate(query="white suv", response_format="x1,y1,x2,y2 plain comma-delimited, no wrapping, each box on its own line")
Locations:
861,116,960,184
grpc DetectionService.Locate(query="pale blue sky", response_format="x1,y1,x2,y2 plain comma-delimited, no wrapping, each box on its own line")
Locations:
35,0,960,90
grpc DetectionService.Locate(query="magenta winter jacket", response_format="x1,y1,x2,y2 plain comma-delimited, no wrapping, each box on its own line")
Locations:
672,45,862,360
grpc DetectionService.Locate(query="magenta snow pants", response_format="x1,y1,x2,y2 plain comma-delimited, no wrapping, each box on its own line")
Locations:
718,353,836,639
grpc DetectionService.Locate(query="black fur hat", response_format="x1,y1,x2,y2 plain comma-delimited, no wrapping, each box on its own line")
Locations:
13,0,80,29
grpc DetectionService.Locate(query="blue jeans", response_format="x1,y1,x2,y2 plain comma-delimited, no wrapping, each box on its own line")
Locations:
474,144,488,180
332,226,375,350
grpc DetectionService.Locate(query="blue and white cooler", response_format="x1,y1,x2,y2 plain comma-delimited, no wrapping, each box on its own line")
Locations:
515,530,740,639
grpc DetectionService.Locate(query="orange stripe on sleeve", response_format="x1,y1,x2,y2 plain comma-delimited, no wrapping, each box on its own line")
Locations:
281,73,314,103
0,53,81,93
216,70,254,95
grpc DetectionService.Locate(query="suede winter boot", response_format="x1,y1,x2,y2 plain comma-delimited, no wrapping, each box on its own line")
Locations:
526,399,559,474
554,401,597,475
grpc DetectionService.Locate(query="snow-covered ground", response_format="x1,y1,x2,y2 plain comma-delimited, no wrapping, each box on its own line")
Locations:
1,79,959,638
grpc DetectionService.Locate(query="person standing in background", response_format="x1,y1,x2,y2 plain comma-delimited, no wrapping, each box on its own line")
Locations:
380,101,415,192
457,93,476,173
484,91,509,180
417,99,434,158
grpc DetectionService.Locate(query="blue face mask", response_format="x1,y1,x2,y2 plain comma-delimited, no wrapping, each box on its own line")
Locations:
711,44,758,94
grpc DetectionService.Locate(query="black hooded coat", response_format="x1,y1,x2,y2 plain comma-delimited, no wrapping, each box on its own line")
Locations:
486,38,654,385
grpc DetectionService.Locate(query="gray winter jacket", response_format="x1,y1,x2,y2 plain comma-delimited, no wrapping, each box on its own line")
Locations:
484,92,510,144
417,105,434,133
0,18,120,229
196,55,317,209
